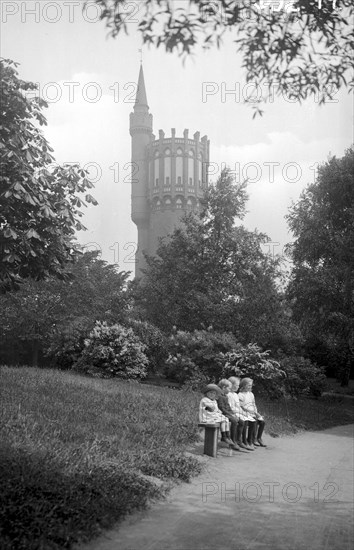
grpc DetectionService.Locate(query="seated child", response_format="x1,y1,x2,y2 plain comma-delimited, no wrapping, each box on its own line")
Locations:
238,377,267,448
216,379,242,451
199,383,233,446
227,376,252,450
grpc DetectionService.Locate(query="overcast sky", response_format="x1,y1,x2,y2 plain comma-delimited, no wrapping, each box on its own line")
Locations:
2,1,353,275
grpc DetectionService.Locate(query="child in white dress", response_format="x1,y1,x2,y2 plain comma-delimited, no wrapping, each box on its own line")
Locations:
228,376,252,450
199,383,232,445
238,377,267,448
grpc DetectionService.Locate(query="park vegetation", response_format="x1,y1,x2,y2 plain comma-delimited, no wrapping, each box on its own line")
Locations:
1,23,353,547
1,365,353,549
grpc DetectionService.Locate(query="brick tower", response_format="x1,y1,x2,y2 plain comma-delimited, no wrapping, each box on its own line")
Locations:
130,64,210,277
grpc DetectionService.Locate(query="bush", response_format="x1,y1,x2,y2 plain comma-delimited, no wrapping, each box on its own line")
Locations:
222,343,285,398
127,320,169,374
75,321,149,379
45,317,93,370
165,329,238,387
280,356,328,397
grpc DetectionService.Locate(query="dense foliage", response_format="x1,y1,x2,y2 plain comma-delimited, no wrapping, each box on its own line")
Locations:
286,147,354,385
76,321,149,379
165,329,239,386
134,168,291,352
0,59,98,291
223,343,285,397
279,356,327,397
0,252,130,367
126,319,169,373
165,329,326,398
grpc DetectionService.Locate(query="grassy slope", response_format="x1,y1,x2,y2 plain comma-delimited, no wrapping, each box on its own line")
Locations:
1,366,353,549
0,366,202,549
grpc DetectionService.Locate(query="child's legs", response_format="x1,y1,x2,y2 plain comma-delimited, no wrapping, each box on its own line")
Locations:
236,418,245,442
242,420,248,444
247,421,256,444
256,419,265,440
220,418,230,439
229,416,238,442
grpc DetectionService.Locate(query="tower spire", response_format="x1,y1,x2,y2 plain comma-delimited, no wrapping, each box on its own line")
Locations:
134,64,149,111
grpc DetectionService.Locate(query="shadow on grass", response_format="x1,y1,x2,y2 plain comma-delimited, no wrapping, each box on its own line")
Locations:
0,445,163,550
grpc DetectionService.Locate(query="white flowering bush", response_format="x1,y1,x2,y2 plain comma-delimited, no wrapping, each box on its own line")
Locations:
76,321,149,379
223,343,285,398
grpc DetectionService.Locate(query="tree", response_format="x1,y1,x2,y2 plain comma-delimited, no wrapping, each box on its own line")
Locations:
93,0,353,111
133,167,290,348
0,59,98,291
286,146,354,385
0,252,130,366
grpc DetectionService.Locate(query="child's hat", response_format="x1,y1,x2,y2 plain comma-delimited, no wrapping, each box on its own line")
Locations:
203,383,221,396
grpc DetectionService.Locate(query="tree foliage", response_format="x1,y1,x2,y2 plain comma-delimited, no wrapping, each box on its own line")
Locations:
133,167,291,349
93,0,353,109
286,146,354,384
0,252,130,366
0,59,98,291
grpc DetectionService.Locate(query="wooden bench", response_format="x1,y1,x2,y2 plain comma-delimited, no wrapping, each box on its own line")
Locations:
198,423,220,458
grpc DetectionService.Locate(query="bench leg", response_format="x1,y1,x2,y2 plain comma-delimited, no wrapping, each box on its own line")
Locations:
204,427,218,458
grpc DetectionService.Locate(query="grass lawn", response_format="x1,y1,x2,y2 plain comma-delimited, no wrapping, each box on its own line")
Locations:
1,366,353,549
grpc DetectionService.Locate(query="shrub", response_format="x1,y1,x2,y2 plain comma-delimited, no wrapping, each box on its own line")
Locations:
280,356,328,397
44,317,93,370
222,343,285,398
75,321,148,379
165,329,238,386
127,320,169,374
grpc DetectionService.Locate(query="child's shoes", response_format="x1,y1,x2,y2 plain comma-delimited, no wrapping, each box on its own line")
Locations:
221,436,233,445
237,441,250,450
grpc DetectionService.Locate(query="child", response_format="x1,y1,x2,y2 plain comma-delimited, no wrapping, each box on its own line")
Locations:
238,377,267,448
228,376,252,451
199,383,233,446
216,379,242,451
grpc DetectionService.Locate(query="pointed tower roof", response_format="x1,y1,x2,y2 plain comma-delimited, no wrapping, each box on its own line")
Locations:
134,64,149,111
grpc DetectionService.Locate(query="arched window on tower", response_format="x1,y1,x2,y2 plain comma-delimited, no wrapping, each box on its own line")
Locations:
164,148,171,190
154,151,159,187
165,198,171,209
176,198,183,210
156,199,161,210
188,150,194,187
186,198,193,210
176,148,183,191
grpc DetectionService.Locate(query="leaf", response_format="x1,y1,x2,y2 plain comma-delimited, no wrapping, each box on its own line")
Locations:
26,228,41,239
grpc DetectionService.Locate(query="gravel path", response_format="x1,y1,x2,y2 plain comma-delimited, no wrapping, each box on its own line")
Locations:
78,424,354,550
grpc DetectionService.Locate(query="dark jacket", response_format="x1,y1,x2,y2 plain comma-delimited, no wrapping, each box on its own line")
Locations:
217,395,236,420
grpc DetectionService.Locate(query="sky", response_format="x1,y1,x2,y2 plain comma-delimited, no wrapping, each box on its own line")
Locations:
2,0,353,275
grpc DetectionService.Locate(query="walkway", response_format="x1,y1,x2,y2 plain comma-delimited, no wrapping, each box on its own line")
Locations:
78,424,354,550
